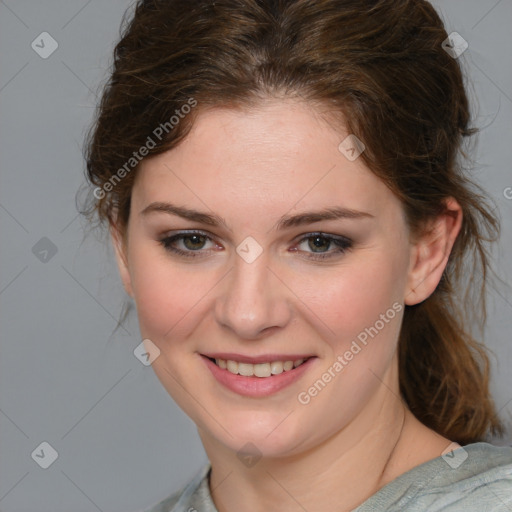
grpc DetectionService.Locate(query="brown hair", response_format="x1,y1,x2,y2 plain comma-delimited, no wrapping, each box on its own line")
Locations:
83,0,505,444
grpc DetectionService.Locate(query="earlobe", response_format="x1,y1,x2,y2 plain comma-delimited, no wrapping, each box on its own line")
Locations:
110,223,134,298
404,198,462,306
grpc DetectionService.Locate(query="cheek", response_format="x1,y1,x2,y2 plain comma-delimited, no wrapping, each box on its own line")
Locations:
128,246,210,340
297,250,406,345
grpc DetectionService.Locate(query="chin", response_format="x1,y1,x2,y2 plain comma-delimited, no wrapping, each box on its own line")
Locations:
200,408,315,460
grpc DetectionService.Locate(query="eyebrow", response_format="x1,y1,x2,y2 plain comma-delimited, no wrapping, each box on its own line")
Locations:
140,202,374,231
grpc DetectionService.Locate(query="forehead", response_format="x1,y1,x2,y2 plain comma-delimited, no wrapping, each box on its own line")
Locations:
132,100,402,226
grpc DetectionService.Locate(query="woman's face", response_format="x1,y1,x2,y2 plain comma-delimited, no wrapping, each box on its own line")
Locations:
113,100,418,457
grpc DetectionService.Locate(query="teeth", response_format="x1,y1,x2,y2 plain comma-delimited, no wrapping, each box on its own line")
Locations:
226,360,238,373
254,363,271,377
238,362,254,377
213,357,307,377
270,361,283,375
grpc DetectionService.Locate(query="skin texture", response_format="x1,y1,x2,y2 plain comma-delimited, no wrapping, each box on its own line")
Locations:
111,99,463,512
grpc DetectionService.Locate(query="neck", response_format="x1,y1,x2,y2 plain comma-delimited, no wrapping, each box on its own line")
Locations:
199,387,447,511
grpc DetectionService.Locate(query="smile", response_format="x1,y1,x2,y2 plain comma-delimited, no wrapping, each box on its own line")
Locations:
201,354,316,397
211,357,308,378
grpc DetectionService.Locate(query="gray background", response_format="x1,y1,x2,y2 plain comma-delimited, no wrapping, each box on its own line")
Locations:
0,1,511,511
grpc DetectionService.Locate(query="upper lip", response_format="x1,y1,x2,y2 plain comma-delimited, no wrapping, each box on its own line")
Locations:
201,353,315,364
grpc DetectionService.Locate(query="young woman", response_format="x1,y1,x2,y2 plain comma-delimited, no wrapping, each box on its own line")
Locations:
83,0,512,510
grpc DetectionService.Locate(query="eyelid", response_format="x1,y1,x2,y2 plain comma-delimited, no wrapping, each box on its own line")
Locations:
292,231,351,243
163,229,220,249
162,228,215,237
161,228,220,245
161,229,350,244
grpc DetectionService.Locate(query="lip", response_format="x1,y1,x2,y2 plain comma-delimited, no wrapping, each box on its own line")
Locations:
201,354,317,397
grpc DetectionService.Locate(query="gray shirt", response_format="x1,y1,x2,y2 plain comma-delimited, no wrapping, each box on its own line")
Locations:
143,442,512,511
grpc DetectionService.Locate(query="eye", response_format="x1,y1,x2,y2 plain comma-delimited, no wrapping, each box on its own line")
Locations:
294,233,353,260
159,230,353,261
159,231,218,258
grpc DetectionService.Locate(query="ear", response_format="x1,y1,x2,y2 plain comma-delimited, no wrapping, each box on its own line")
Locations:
405,197,462,306
110,221,134,298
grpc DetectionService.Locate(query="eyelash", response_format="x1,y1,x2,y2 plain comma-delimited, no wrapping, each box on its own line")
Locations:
159,230,353,261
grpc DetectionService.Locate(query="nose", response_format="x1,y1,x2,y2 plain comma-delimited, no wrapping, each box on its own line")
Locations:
214,251,292,340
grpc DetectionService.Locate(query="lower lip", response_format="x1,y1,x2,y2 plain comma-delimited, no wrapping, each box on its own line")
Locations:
201,356,316,397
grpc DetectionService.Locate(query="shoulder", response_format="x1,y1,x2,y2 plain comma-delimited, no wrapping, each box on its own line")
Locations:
354,442,512,512
142,488,182,512
433,442,512,486
141,463,214,512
